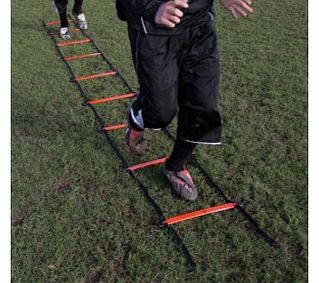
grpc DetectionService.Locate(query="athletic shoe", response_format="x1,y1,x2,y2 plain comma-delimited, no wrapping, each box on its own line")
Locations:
164,168,198,201
125,107,146,156
73,12,88,30
60,27,71,40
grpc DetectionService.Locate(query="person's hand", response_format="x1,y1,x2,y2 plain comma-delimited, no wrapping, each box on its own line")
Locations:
219,0,254,18
155,0,189,28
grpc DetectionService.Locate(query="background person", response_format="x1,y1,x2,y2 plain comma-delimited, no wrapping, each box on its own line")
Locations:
54,0,88,40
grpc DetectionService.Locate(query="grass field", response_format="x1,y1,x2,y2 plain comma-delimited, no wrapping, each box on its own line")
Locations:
12,0,308,282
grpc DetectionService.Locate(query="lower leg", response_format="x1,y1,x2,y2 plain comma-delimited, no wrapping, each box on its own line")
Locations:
55,0,69,27
125,104,146,156
72,0,83,15
165,138,196,172
128,111,143,132
164,138,198,201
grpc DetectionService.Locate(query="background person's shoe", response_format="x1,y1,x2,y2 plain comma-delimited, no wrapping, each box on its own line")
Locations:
164,168,198,201
59,27,71,40
125,110,146,156
72,12,88,30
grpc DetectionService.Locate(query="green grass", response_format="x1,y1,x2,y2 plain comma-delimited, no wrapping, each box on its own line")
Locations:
12,0,307,282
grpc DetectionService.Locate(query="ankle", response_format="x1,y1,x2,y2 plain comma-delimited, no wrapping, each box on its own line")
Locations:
72,9,83,16
129,113,143,132
165,161,184,172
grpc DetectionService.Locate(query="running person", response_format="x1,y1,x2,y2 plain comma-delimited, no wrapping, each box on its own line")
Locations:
54,0,88,40
116,0,254,201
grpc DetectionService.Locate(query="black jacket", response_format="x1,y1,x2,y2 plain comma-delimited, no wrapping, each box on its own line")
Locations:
116,0,215,35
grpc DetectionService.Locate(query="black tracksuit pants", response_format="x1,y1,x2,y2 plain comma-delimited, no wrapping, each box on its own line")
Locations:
54,0,83,27
128,21,222,145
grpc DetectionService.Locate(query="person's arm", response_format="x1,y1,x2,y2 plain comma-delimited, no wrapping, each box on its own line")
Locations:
116,0,189,28
116,0,163,24
219,0,254,18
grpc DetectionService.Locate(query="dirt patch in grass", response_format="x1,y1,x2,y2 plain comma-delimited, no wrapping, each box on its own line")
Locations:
12,200,33,226
12,210,27,226
81,267,105,283
51,178,71,194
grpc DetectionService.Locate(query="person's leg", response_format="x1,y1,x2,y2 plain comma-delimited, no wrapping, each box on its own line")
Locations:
54,0,68,27
72,0,87,29
126,26,179,155
177,21,222,145
165,138,196,172
163,69,198,201
72,0,83,15
126,26,198,201
163,22,222,201
164,136,198,201
54,0,71,40
131,39,179,129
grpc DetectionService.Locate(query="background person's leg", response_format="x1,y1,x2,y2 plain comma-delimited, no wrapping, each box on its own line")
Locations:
72,0,83,15
72,0,87,29
54,0,68,27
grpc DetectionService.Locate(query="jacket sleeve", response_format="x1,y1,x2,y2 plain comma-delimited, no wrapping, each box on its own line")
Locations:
116,0,163,24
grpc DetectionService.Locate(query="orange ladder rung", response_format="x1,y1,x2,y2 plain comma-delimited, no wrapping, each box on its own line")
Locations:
46,20,61,26
74,70,117,82
103,123,126,132
87,92,136,105
46,18,75,26
163,202,238,226
57,38,91,47
127,157,167,172
65,52,101,61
